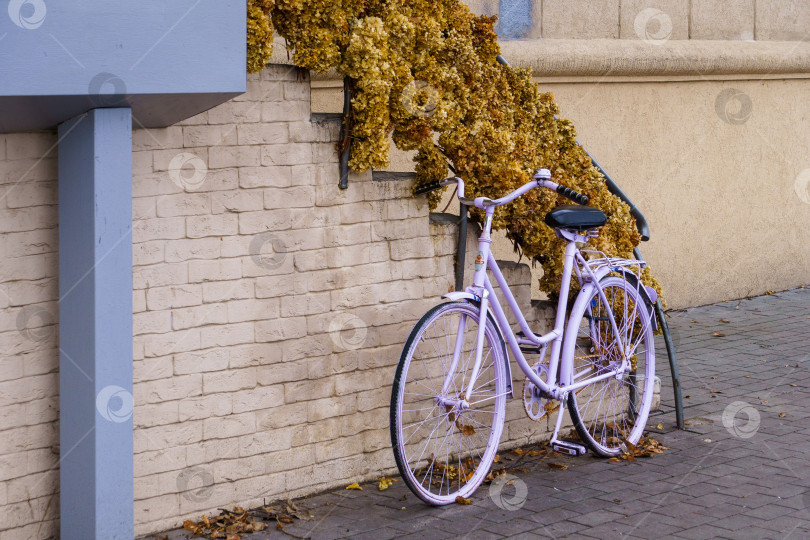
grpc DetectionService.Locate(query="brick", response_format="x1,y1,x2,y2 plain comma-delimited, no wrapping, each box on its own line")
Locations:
201,280,254,303
133,262,187,289
228,342,281,368
134,310,172,335
209,145,261,169
239,165,293,188
183,125,238,147
288,121,337,143
178,394,233,421
155,193,210,217
202,367,258,394
211,190,264,214
133,217,186,243
172,303,229,331
188,259,241,283
203,412,257,439
186,214,238,238
237,208,293,234
133,402,179,428
5,181,57,209
390,237,434,261
280,292,331,317
237,123,289,145
233,79,284,102
133,126,183,151
307,395,357,422
260,100,310,123
164,238,221,263
140,374,202,404
260,143,313,166
3,229,57,258
256,402,307,430
5,133,55,160
145,285,202,311
141,421,203,451
231,385,285,413
238,428,292,457
255,317,307,342
141,328,200,358
133,356,173,383
207,101,261,124
174,348,230,375
199,322,254,348
255,274,307,298
0,207,57,233
226,298,280,323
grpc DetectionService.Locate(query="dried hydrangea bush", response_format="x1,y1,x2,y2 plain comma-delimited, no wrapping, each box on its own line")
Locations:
246,0,662,300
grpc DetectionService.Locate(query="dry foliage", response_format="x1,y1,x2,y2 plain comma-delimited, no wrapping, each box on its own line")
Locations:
245,0,661,298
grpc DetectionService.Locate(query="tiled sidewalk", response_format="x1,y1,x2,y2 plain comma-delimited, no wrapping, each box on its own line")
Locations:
154,288,810,539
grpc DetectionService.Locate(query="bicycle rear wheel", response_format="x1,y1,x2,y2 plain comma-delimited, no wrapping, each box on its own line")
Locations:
566,276,656,457
390,302,507,504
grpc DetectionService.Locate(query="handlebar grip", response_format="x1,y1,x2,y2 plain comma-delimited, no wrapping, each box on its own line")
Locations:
555,184,589,206
413,180,443,195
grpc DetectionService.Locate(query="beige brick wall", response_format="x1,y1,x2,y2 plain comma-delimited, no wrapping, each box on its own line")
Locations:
0,65,556,538
0,131,60,539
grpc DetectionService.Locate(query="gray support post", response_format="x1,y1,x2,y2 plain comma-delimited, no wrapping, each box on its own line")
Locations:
58,108,134,539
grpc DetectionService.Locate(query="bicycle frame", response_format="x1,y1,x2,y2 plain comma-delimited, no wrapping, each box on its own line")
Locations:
442,176,633,406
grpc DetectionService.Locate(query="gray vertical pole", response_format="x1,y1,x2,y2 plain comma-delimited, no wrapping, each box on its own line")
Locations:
59,108,134,539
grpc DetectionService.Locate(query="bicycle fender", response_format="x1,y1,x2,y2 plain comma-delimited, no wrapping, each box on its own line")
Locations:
441,291,479,302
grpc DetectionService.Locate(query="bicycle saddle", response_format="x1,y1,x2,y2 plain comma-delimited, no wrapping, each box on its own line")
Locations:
545,205,607,231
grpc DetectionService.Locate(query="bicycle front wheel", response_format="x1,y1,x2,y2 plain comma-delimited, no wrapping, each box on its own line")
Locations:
390,302,507,504
566,276,656,457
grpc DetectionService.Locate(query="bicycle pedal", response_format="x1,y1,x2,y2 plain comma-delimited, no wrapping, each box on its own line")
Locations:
551,439,587,456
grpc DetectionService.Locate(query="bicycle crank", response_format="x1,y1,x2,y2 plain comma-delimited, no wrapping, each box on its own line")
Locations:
522,362,557,421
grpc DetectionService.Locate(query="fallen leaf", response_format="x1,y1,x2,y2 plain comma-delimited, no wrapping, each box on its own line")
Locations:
712,333,726,337
656,423,663,430
547,463,568,470
609,457,620,463
779,412,787,418
455,496,472,505
345,482,362,490
710,390,723,394
378,476,397,491
720,319,730,323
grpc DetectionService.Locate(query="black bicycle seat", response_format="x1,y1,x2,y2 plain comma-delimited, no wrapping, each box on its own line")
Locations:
545,205,607,231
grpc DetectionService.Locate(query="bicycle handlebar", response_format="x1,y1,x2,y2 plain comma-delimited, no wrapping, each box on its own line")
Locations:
555,185,589,206
415,169,589,209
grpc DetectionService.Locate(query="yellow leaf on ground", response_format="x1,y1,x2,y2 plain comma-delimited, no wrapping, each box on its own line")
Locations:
455,496,472,505
378,477,397,490
712,333,726,337
345,482,362,490
547,463,568,470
